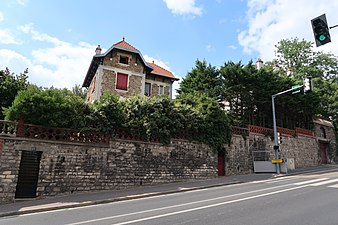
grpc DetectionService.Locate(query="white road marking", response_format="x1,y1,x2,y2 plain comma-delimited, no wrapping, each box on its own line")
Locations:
328,184,338,188
65,183,295,225
249,176,294,184
309,178,338,186
294,178,328,185
111,185,310,225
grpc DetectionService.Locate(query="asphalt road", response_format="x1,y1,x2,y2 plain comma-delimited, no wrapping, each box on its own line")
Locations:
2,167,338,225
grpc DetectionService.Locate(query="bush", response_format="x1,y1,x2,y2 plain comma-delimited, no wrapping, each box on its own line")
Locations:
4,88,231,150
174,92,231,150
122,96,175,143
3,86,92,129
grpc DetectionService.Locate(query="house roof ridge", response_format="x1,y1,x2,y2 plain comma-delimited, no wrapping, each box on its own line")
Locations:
113,37,139,52
147,61,171,73
147,61,179,80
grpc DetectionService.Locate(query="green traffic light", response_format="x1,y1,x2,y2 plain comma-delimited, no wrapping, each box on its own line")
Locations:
319,34,327,41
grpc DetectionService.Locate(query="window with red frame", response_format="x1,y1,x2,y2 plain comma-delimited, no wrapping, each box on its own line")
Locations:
116,73,128,90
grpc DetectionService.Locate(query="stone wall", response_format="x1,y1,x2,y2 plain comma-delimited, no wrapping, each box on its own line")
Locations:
0,138,217,203
0,139,20,203
225,132,320,176
313,118,337,163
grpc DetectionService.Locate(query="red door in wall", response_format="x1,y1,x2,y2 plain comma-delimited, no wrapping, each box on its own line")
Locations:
319,142,328,164
218,152,225,176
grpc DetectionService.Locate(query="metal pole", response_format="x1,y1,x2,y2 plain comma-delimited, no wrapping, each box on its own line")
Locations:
272,95,280,174
329,24,338,29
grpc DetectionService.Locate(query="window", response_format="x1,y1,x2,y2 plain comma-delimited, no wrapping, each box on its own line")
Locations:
145,83,151,96
119,56,129,65
320,127,327,138
159,85,164,95
116,73,128,90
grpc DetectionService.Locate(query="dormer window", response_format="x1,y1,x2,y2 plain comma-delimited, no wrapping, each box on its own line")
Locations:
119,55,129,65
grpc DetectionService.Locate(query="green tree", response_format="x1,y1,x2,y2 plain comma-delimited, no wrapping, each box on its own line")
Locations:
272,37,338,127
274,37,338,80
0,68,29,119
72,84,87,100
177,59,223,101
174,92,231,150
220,60,319,129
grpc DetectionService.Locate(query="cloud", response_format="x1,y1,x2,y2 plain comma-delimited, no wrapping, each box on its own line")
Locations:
0,12,4,22
0,29,21,44
238,0,338,61
18,23,66,45
2,24,95,89
16,0,28,6
206,45,213,52
228,45,237,50
0,49,30,71
163,0,202,16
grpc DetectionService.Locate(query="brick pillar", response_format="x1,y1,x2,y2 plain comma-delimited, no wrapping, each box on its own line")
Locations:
16,114,25,137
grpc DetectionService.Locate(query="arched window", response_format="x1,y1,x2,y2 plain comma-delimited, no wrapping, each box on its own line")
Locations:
320,127,326,138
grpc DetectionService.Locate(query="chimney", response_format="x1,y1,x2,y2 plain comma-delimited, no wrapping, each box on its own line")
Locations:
256,58,263,70
95,45,102,55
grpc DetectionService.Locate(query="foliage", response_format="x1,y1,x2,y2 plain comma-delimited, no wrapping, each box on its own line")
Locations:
178,59,223,101
272,37,338,128
3,86,92,129
88,93,125,134
122,96,176,144
0,68,29,119
174,92,231,150
72,84,88,100
273,37,338,80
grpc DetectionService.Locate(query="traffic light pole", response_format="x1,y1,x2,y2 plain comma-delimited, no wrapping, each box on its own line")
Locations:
271,87,301,174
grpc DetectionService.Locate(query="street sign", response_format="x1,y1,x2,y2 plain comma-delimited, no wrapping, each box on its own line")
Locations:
292,85,302,94
271,159,283,163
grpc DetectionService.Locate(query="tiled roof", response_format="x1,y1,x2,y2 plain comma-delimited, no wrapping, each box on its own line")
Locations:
113,38,139,52
147,62,179,80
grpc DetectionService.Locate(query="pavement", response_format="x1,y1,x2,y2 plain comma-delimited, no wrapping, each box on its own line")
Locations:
0,165,335,218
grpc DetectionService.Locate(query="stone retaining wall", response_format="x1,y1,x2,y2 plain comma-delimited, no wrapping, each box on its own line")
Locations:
0,138,217,203
225,132,321,176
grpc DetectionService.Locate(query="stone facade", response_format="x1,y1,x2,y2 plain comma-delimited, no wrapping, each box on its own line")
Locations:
84,42,178,102
313,118,337,163
0,138,217,203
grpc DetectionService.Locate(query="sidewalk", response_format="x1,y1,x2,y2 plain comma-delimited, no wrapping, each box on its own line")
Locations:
0,165,334,218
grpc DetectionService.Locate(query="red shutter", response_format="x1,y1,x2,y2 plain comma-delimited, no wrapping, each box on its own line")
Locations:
116,73,128,90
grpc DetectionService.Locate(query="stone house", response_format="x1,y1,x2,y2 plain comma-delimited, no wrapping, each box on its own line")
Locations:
82,38,179,102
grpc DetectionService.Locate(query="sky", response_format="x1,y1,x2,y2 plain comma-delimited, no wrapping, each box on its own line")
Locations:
0,0,338,95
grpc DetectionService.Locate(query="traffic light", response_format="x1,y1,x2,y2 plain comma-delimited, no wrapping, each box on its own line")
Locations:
303,76,313,93
277,132,282,145
311,14,331,47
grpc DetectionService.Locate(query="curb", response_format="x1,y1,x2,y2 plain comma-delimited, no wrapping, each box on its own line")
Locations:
0,181,242,218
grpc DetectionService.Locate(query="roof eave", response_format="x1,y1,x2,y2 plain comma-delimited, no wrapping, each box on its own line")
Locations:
82,56,103,87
